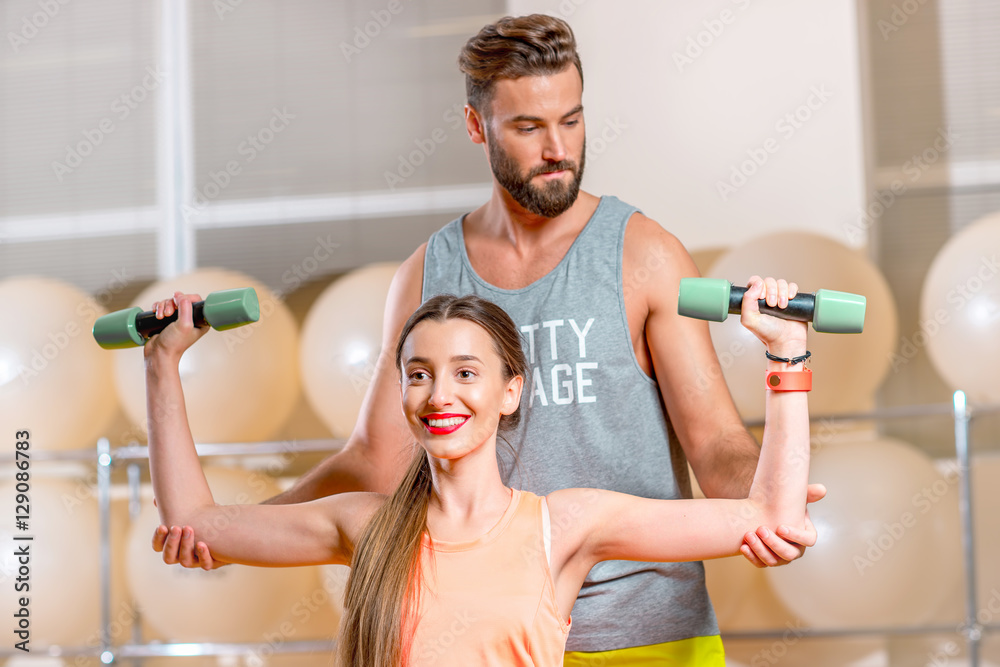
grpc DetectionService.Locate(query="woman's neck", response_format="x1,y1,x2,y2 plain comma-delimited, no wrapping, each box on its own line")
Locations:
425,441,511,532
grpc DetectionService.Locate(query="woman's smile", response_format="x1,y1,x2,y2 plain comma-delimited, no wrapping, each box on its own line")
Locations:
421,413,471,435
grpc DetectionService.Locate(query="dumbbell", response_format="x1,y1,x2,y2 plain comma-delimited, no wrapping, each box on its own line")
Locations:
93,287,260,349
677,278,865,333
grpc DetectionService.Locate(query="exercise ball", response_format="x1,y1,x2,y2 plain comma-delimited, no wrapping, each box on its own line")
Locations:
688,246,728,277
705,232,897,420
126,466,317,642
973,456,1000,623
300,263,400,438
724,637,886,667
888,633,1000,667
689,466,762,629
0,276,117,450
113,269,299,443
925,455,1000,629
320,563,352,628
765,435,962,627
0,475,100,646
921,212,1000,403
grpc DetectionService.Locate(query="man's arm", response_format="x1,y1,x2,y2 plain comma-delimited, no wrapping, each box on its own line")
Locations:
153,244,427,567
624,214,821,565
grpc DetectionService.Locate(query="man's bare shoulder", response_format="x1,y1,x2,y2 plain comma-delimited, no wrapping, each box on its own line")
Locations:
380,243,427,348
623,211,692,265
622,211,699,298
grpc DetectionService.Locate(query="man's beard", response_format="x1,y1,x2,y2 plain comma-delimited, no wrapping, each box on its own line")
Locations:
487,131,586,218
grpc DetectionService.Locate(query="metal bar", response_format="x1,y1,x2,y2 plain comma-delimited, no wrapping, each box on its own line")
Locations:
157,0,195,278
741,398,1000,428
955,390,982,667
127,462,145,663
112,639,337,658
97,438,113,661
113,438,346,461
724,623,966,640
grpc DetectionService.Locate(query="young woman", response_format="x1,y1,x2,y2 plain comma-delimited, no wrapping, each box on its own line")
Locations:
144,277,813,666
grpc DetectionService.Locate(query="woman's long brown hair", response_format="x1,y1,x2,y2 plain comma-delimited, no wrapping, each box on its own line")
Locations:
335,294,528,666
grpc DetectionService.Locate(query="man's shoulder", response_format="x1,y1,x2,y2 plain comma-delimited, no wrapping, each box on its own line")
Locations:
621,207,692,266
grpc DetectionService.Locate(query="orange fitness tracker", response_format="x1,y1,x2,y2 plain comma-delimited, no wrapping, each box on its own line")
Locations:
765,368,812,391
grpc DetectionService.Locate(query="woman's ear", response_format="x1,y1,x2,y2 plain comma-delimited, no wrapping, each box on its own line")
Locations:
500,375,524,416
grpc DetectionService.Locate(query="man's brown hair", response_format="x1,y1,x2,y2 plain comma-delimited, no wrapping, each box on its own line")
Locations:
458,14,583,118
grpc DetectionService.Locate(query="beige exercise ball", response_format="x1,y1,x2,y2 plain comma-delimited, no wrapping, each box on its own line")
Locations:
921,212,1000,403
320,563,352,629
300,263,400,438
888,633,1000,667
705,232,897,420
972,456,1000,624
0,475,100,646
922,455,1000,636
688,246,728,277
723,637,886,667
765,435,962,627
0,276,117,450
113,269,299,443
689,466,761,629
125,466,317,642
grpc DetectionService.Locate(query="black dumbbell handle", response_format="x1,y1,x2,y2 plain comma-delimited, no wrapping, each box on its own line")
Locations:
134,301,211,340
728,286,817,323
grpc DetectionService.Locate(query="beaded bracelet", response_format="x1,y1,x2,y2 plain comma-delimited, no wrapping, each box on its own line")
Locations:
765,350,811,365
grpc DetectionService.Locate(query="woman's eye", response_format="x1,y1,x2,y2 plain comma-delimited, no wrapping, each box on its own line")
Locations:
409,371,427,381
458,370,475,379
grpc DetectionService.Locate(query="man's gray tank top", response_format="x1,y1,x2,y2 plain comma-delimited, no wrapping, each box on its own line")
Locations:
421,195,719,651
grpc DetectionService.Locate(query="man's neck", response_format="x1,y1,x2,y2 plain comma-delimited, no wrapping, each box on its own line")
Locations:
468,187,600,253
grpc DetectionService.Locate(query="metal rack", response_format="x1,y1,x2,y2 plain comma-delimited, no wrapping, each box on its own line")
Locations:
3,391,996,664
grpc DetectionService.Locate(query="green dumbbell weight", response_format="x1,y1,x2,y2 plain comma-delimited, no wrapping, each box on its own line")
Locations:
677,278,865,334
93,287,260,349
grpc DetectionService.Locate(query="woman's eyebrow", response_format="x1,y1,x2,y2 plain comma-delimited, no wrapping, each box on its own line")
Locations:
404,354,483,364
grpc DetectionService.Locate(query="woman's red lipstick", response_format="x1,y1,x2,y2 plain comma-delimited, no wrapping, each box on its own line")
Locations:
421,413,470,435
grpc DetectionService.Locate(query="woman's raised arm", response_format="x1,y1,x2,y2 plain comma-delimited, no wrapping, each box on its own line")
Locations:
552,276,811,571
145,292,382,567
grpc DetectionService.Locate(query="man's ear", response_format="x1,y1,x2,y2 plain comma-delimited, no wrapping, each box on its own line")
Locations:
465,103,486,145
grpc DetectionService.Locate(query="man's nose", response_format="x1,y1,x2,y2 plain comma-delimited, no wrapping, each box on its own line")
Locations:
542,127,568,163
